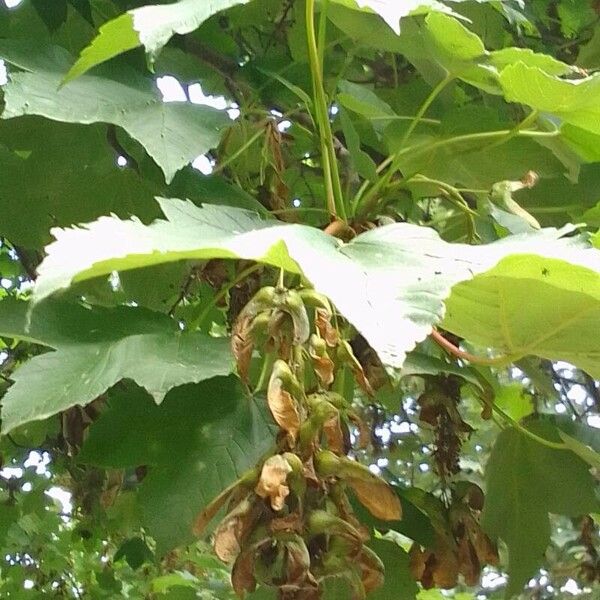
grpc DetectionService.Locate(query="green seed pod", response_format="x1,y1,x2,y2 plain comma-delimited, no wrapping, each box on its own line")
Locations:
309,334,327,358
298,288,333,312
282,452,306,501
314,449,342,477
280,289,311,345
270,359,304,399
307,510,361,541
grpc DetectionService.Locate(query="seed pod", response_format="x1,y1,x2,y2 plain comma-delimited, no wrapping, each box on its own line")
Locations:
298,288,332,312
278,288,310,345
307,510,363,546
282,452,307,502
267,361,302,441
338,340,374,396
315,307,339,347
309,334,335,387
314,449,342,478
299,399,338,453
255,454,293,511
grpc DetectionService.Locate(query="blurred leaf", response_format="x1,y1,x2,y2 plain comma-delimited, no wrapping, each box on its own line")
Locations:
0,42,229,183
482,422,600,595
79,377,276,552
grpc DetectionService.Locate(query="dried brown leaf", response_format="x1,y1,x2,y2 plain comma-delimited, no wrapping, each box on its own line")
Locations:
312,353,335,387
232,315,255,384
409,544,428,581
214,518,243,564
213,498,255,563
315,308,339,347
193,481,238,537
457,537,480,586
465,517,499,566
270,512,303,534
340,341,374,396
347,411,370,450
232,546,257,597
323,414,345,455
267,375,301,440
432,540,460,589
255,455,292,511
348,477,402,521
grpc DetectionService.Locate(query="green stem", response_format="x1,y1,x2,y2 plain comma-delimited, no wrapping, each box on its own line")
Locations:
431,329,515,367
355,124,560,219
306,0,347,220
482,109,540,151
270,207,331,216
193,264,262,330
213,126,265,174
410,175,478,241
493,404,568,451
399,74,453,148
351,75,452,217
408,175,479,217
255,353,273,393
369,115,441,123
317,0,328,70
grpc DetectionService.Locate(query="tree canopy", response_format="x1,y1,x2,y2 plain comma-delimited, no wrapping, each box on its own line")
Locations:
0,0,600,598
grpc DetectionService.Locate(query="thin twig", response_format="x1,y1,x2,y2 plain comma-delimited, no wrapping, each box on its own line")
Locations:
430,328,514,367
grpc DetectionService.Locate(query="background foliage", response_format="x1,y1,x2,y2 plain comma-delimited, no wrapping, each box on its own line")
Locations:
0,0,600,598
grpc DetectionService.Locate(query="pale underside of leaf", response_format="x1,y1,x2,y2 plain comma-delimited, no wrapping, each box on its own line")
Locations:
65,0,250,81
32,199,600,376
332,0,462,34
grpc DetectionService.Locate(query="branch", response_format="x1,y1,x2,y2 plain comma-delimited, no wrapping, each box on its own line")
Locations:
430,328,512,367
184,38,250,105
12,244,40,281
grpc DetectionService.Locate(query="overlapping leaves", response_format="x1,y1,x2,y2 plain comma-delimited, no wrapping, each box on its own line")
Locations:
30,199,600,378
78,377,276,552
482,422,600,596
0,298,232,433
0,41,229,182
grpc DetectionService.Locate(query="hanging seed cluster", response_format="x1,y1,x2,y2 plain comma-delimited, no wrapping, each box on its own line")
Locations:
410,378,499,588
409,483,498,589
194,284,402,599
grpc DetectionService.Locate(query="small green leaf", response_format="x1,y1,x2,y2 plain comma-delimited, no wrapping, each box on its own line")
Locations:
65,0,251,81
63,14,138,83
